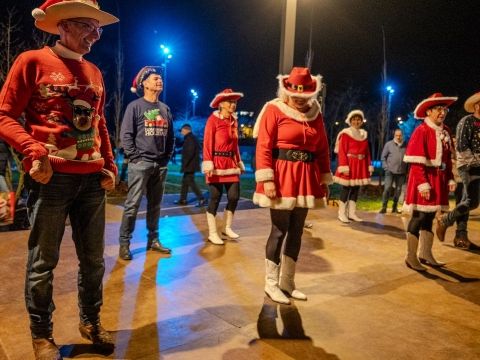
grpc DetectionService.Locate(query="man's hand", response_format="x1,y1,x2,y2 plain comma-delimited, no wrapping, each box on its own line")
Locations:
100,168,116,191
263,181,276,199
29,156,53,184
321,183,330,199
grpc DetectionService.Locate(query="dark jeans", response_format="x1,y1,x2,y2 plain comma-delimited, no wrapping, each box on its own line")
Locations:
119,161,167,246
179,172,203,201
25,173,106,338
381,171,406,207
407,210,435,238
443,170,480,227
207,182,239,216
454,183,469,235
266,207,308,264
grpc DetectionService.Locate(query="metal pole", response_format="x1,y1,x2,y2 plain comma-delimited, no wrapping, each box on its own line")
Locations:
162,61,167,103
279,0,297,74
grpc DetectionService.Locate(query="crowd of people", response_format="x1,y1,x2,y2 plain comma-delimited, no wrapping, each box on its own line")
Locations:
0,1,479,359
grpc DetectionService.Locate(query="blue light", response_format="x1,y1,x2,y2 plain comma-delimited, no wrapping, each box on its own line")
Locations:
386,85,395,94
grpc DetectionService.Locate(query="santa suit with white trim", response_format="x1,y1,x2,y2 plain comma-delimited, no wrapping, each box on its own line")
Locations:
253,67,332,304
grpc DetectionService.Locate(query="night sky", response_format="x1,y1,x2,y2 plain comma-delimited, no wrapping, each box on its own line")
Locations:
4,0,480,121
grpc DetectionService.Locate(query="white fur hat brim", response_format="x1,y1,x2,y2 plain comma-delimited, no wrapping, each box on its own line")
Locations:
277,74,322,99
33,2,119,35
464,92,480,113
345,109,365,125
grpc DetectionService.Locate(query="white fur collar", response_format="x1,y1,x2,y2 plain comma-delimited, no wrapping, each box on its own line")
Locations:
334,127,368,153
213,110,238,120
424,117,443,131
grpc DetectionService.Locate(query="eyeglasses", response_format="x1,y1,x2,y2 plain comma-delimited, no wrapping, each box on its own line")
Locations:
67,20,103,35
431,106,449,113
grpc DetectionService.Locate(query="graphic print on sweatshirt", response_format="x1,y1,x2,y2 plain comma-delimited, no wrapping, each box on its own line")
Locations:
143,109,169,137
34,76,102,161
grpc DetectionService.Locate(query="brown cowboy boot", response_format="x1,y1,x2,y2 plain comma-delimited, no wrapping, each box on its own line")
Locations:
79,321,114,350
435,213,448,242
32,337,62,360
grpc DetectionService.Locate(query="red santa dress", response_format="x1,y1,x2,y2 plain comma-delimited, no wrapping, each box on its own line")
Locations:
202,111,245,184
253,99,333,210
403,118,455,213
333,128,373,186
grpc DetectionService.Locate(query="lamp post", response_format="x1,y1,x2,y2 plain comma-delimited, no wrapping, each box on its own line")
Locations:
279,0,297,74
160,44,172,103
190,89,198,117
386,85,395,137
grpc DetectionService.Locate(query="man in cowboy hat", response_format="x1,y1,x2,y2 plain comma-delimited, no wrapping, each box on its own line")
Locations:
0,1,118,358
436,91,480,248
118,66,174,260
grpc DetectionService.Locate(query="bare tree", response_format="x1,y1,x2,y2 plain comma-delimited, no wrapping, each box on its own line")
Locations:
0,8,25,84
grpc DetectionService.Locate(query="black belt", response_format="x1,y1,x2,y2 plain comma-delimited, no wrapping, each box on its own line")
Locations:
272,148,315,162
214,151,234,157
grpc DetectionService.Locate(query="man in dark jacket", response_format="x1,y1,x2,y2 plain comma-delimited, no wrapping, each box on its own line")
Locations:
175,124,206,207
118,66,174,260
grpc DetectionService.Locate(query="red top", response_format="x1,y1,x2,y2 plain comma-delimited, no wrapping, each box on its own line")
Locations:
202,111,243,184
0,45,116,175
253,99,332,210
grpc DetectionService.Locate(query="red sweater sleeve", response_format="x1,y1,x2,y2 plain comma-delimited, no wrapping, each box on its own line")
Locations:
337,134,349,168
0,53,48,160
255,104,277,182
202,115,215,171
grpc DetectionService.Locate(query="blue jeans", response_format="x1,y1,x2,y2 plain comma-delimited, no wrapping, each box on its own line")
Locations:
25,173,106,338
381,171,406,207
119,161,167,246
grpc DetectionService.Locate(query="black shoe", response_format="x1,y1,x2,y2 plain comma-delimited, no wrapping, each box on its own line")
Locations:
119,245,132,260
174,200,188,206
196,198,206,207
79,322,114,350
379,208,387,214
147,239,172,254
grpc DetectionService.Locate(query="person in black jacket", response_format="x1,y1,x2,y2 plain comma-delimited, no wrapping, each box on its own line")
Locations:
175,124,206,207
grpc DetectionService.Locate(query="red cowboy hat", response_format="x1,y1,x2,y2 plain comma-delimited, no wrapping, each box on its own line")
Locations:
32,0,119,35
209,89,244,108
413,93,458,119
277,67,322,99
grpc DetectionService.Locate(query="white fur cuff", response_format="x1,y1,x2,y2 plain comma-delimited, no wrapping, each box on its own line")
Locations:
202,160,214,173
417,182,431,192
338,165,349,173
238,161,245,171
255,168,274,182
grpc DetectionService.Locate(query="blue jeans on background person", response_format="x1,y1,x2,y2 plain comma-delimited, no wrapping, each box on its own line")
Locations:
25,172,106,338
381,171,406,211
118,160,167,246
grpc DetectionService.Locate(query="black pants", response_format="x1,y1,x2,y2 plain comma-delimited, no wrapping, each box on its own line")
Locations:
340,185,360,203
407,210,435,238
207,182,239,216
179,172,203,201
266,207,308,264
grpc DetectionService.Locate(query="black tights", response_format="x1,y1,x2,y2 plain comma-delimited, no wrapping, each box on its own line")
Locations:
340,185,360,203
207,182,239,216
407,210,435,238
266,207,308,264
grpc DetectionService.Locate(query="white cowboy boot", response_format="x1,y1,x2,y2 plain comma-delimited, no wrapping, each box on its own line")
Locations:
279,255,307,300
206,212,224,245
347,200,363,222
405,232,427,271
222,210,240,239
264,259,290,304
419,230,445,267
338,201,350,223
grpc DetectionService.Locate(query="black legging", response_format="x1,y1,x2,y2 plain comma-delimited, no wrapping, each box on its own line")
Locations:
207,182,239,215
407,210,435,238
266,207,308,264
340,185,360,203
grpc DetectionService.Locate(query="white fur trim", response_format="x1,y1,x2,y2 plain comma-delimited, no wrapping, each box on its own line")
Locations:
417,182,431,192
253,193,327,210
212,168,241,176
209,92,244,108
320,172,334,185
333,176,371,186
238,161,245,171
277,74,322,99
414,96,458,119
130,87,137,93
402,203,449,214
73,99,91,108
212,110,238,120
31,8,46,20
253,98,321,138
334,128,368,153
202,161,214,173
337,165,350,173
255,168,274,182
345,109,366,125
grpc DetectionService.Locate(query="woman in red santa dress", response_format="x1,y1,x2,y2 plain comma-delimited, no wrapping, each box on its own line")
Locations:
253,67,332,304
403,93,457,271
333,110,373,223
202,89,245,245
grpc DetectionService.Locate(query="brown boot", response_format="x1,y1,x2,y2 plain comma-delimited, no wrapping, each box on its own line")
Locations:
435,214,448,242
453,233,471,249
79,322,114,350
32,337,62,360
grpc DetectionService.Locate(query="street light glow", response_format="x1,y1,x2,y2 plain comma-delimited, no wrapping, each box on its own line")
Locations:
386,85,395,94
